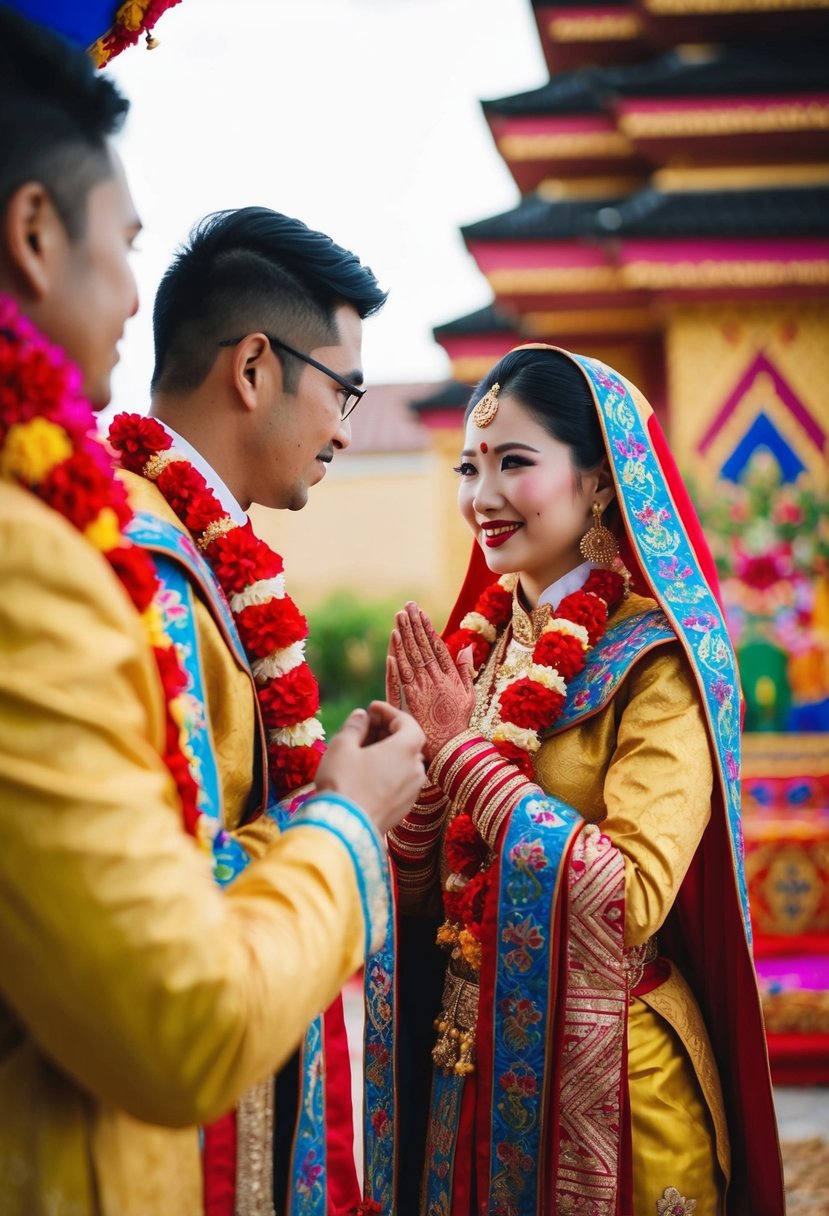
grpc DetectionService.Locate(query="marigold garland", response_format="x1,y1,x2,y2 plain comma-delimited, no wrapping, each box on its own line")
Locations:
438,566,626,971
0,296,203,840
108,413,325,800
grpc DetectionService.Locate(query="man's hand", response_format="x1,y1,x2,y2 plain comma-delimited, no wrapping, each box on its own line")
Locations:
387,602,476,763
315,701,426,836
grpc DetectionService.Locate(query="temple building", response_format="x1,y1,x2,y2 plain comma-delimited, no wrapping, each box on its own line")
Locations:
412,0,829,1081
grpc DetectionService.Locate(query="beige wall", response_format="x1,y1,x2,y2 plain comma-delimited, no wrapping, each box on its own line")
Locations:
250,442,472,621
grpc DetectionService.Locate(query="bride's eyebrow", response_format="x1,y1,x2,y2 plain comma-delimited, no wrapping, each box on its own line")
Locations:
460,442,541,457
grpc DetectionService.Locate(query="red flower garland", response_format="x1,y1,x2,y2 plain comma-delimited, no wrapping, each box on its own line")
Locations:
439,566,626,964
0,297,202,839
90,1,183,67
109,413,325,800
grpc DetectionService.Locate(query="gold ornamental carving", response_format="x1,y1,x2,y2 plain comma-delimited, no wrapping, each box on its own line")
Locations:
548,13,643,40
497,131,634,162
488,266,623,294
622,259,829,290
645,0,829,12
619,102,829,140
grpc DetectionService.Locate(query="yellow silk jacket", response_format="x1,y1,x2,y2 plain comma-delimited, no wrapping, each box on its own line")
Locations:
0,480,378,1215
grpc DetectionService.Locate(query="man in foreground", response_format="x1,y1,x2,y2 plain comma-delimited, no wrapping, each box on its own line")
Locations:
0,9,424,1213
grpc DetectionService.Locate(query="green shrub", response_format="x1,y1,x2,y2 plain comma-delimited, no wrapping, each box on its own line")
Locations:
305,592,403,737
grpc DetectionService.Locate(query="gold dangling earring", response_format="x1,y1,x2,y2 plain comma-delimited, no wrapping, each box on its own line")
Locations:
579,502,619,566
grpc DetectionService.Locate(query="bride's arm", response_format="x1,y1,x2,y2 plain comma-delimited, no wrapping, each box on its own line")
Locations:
388,603,543,856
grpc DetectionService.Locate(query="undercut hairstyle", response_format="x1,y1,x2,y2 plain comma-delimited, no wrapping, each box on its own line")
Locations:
151,207,389,395
467,348,605,475
0,5,129,239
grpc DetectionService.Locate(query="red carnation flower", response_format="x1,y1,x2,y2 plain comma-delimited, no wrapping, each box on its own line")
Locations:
269,740,323,797
258,664,320,729
499,678,565,731
557,590,608,645
533,630,586,682
445,813,488,878
459,868,492,938
583,568,625,609
155,463,224,536
492,739,536,781
181,489,225,535
108,545,160,613
236,596,308,658
155,463,222,533
475,582,513,628
153,643,188,700
445,628,491,671
164,746,200,835
109,413,171,472
40,450,113,529
445,627,474,659
16,346,71,411
210,525,284,594
442,886,465,924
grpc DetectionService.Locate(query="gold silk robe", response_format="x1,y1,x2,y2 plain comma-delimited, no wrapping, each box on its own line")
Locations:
0,479,372,1215
531,592,731,1213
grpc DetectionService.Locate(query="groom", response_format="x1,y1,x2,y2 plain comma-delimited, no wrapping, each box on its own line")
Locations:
111,205,395,1214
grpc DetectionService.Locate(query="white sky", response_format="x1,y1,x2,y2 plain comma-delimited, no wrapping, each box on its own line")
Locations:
103,0,547,415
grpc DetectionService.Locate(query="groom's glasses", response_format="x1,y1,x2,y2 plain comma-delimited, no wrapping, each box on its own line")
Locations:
219,334,365,420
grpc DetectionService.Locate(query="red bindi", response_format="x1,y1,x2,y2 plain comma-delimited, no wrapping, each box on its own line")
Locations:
480,442,488,454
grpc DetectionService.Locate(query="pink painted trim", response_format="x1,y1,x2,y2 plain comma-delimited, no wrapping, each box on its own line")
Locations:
469,241,613,270
619,238,829,264
617,93,829,117
490,114,620,137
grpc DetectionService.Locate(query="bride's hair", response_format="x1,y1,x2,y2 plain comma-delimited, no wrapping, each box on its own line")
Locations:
467,348,606,477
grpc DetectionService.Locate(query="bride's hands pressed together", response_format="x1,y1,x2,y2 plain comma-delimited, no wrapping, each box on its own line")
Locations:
387,602,476,763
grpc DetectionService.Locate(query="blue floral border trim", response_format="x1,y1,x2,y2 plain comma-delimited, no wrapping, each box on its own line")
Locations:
288,1014,327,1216
292,794,390,957
287,793,393,1211
126,511,247,668
553,608,675,731
574,354,750,940
422,1069,464,1214
487,793,579,1215
360,833,398,1212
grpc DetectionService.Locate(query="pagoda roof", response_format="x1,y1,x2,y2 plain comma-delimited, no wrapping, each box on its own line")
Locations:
462,194,619,242
433,304,518,338
531,0,632,9
593,186,829,238
408,381,473,414
482,43,829,120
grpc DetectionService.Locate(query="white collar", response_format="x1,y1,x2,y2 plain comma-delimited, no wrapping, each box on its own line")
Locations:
157,421,248,527
536,560,597,611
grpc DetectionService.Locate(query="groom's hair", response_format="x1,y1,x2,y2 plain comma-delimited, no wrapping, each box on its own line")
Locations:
0,5,129,240
151,206,388,395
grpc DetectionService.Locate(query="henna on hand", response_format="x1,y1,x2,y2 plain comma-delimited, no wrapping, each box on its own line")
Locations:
390,603,476,761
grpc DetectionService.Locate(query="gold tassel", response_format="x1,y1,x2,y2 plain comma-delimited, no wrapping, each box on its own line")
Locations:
432,1015,460,1073
145,30,160,49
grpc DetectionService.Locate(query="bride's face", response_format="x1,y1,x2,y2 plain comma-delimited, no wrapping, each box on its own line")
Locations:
456,392,604,604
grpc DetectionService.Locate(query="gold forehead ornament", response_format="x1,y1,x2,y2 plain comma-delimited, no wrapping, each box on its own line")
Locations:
471,382,500,428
